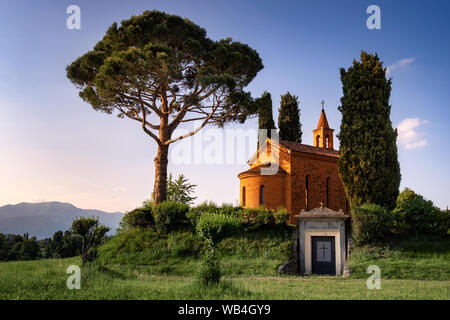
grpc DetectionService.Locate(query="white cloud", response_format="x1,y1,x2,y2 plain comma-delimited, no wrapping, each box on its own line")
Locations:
386,58,415,76
396,118,428,149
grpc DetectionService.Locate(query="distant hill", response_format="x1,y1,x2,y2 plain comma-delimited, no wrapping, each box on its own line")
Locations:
0,202,124,239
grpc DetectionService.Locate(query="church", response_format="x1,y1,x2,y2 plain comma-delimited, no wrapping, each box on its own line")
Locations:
238,107,349,224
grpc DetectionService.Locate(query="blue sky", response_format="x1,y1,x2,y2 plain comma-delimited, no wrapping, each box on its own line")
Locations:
1,0,449,212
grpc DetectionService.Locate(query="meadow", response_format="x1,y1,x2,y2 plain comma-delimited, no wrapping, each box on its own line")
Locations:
1,229,449,300
0,257,449,299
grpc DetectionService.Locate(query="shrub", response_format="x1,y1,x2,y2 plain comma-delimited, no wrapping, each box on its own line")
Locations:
71,217,110,266
351,204,394,245
119,207,155,230
274,207,290,225
242,207,290,229
196,213,242,246
156,201,190,234
218,203,243,217
196,213,241,285
187,203,243,227
393,188,449,237
199,250,221,285
186,202,218,226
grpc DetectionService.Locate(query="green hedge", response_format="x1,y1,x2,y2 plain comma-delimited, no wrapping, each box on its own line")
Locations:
393,188,449,237
351,188,450,246
155,201,190,234
187,203,290,232
119,207,155,230
351,204,394,246
196,213,242,246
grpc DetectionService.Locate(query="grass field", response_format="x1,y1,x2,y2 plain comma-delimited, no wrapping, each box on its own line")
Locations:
0,257,449,300
348,237,450,280
1,229,449,300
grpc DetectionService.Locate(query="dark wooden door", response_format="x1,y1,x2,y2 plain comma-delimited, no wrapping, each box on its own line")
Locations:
312,236,336,275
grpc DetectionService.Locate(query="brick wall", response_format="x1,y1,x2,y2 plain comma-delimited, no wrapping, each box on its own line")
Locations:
238,148,347,225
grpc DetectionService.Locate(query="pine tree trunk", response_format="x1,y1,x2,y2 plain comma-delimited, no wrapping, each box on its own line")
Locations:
153,144,169,204
153,89,171,205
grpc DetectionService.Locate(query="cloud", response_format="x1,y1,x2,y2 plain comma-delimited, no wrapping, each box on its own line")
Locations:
386,58,415,75
396,118,428,149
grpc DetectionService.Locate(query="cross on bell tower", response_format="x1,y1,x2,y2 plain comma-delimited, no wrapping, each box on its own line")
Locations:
313,100,334,149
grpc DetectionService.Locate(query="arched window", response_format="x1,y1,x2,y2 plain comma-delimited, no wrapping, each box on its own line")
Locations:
259,185,265,205
326,177,330,207
305,175,310,209
324,136,329,148
242,187,246,207
316,135,320,147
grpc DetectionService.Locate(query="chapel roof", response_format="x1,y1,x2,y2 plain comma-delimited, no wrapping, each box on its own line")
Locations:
238,161,287,177
278,140,339,158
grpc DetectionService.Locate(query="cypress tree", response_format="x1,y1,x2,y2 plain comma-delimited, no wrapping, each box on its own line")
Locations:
278,92,302,143
338,51,401,209
256,91,276,148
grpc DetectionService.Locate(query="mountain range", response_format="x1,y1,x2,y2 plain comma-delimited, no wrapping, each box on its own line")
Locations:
0,202,124,239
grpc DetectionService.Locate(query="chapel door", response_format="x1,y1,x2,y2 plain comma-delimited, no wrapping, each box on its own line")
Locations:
312,236,336,275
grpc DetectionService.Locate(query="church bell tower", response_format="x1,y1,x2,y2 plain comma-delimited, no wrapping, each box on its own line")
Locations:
313,100,334,149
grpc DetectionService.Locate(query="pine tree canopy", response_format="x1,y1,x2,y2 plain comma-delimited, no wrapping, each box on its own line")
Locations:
278,92,302,143
65,10,263,204
338,51,401,209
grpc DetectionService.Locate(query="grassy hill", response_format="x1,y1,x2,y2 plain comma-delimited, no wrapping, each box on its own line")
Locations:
95,227,450,281
96,227,292,276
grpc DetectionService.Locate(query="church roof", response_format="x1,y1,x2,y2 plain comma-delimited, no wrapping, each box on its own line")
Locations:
279,140,339,158
316,109,330,129
238,162,287,177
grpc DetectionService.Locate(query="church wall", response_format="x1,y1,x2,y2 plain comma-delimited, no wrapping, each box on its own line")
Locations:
288,153,347,224
239,173,286,210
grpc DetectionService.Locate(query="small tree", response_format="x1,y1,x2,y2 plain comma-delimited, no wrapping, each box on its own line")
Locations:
195,213,241,285
71,217,110,266
167,173,197,205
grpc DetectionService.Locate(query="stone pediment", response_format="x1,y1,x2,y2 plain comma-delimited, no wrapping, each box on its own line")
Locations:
294,204,349,219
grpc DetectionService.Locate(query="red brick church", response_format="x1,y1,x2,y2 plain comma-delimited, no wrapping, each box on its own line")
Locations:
238,107,349,224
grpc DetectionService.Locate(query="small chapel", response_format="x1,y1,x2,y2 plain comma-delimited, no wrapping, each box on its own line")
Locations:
238,106,349,225
238,106,351,275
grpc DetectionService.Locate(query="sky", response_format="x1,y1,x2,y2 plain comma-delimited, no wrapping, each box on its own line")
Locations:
1,0,449,212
